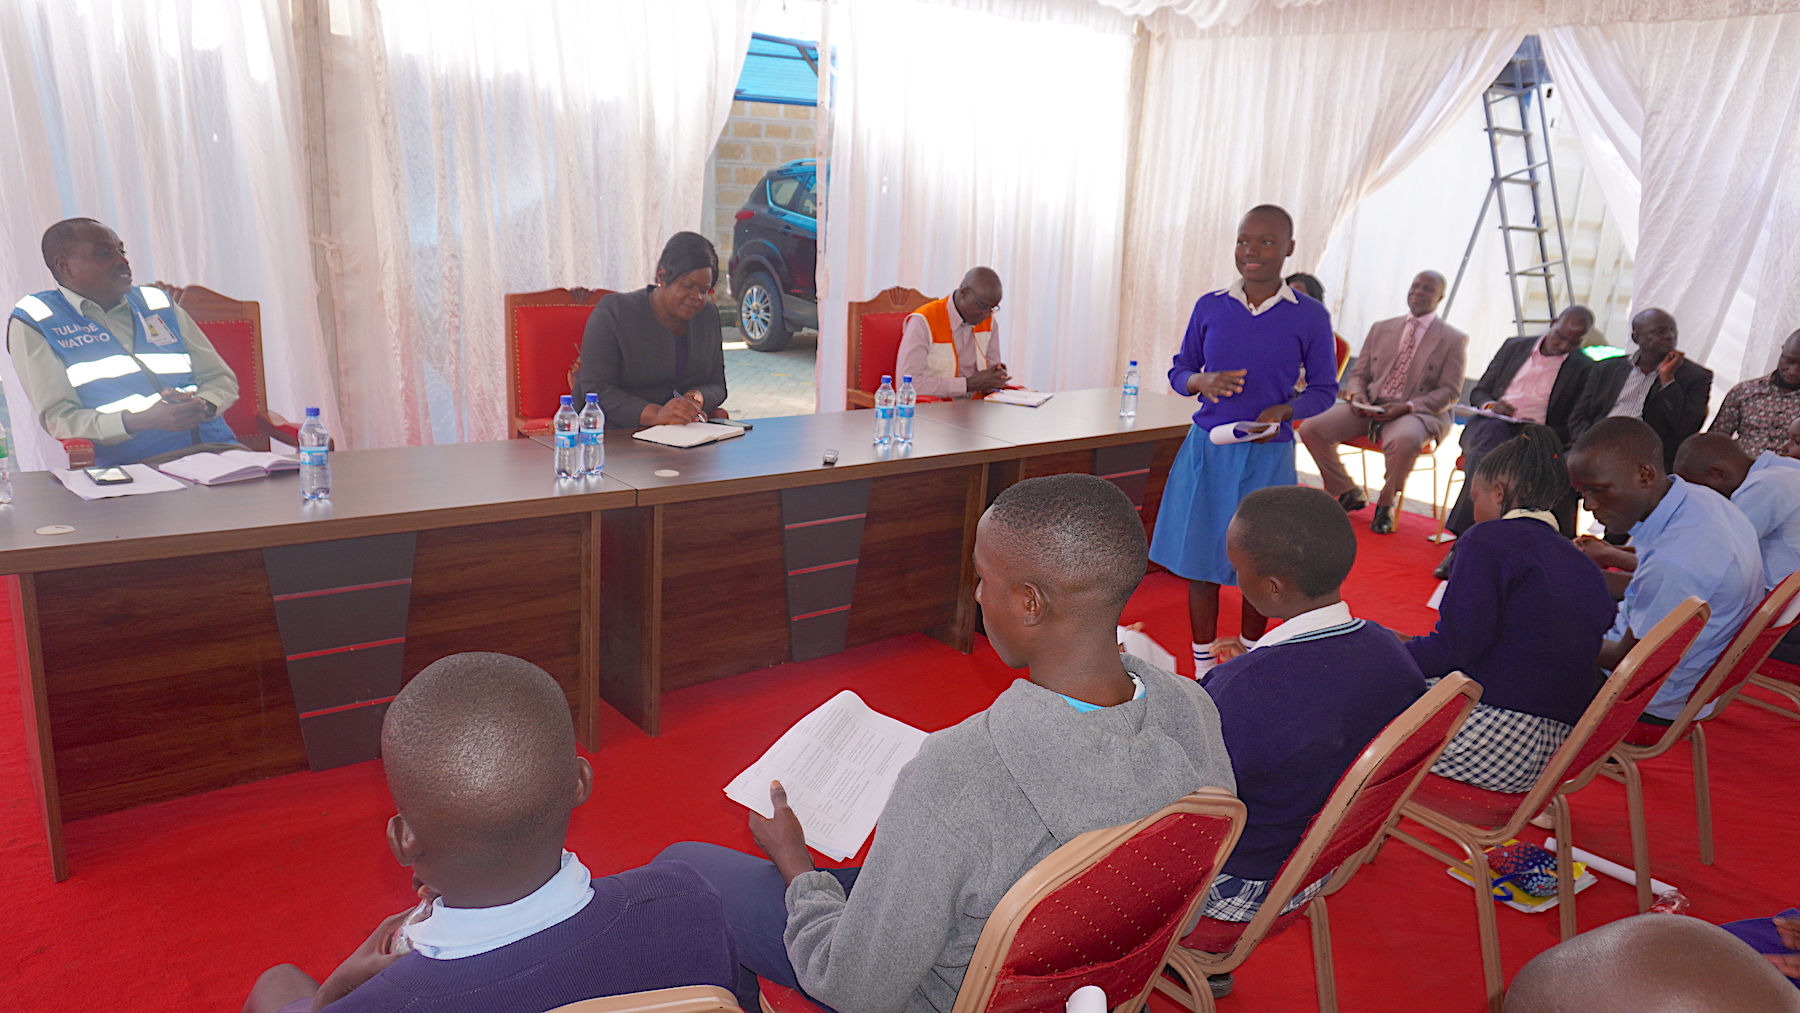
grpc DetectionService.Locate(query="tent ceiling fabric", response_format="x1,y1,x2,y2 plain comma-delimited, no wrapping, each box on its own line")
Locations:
932,0,1800,33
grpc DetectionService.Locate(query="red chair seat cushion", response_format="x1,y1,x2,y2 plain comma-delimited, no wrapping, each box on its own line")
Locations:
1761,657,1800,685
1178,905,1309,955
1624,720,1668,747
760,981,826,1013
519,417,554,436
1408,773,1528,828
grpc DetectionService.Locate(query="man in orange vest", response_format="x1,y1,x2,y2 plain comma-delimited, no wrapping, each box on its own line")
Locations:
895,267,1009,398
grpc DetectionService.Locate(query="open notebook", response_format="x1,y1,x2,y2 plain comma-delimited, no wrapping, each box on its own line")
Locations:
157,449,300,486
632,422,746,448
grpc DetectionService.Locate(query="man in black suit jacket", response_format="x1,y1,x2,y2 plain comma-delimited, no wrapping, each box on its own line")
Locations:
1567,308,1711,472
1441,306,1596,549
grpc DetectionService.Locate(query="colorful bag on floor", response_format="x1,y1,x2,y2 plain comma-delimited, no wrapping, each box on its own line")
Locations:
1486,841,1561,898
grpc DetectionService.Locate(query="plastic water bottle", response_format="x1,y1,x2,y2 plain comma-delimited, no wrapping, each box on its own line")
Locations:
873,375,896,446
299,407,330,501
1120,359,1140,418
896,375,917,445
0,420,12,505
553,395,580,479
579,393,606,476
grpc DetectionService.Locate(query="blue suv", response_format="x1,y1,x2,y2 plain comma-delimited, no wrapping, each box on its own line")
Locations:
728,159,818,351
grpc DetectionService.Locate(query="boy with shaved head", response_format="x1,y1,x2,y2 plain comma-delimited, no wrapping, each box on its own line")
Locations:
1674,432,1800,666
1505,914,1800,1012
244,653,735,1013
1567,418,1763,727
662,474,1235,1013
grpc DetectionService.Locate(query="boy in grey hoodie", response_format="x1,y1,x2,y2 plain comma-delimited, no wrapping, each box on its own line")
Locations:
661,473,1236,1013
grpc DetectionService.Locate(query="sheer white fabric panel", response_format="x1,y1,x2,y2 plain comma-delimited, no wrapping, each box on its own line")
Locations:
816,0,1135,411
1116,27,1523,392
319,0,758,448
1545,16,1800,393
0,0,330,472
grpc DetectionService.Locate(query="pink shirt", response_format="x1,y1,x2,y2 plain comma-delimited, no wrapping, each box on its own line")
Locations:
1495,337,1568,425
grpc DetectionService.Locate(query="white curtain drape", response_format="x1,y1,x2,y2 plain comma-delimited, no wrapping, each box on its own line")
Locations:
0,0,331,473
1116,27,1525,391
815,0,1137,410
317,0,759,448
1543,16,1800,393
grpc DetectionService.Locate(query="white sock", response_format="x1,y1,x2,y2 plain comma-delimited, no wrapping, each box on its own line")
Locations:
1237,634,1260,650
1192,642,1217,677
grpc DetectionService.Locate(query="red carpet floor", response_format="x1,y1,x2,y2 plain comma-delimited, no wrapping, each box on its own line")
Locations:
2,507,1797,1011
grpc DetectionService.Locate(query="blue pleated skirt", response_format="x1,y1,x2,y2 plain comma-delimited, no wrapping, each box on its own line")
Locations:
1148,424,1298,585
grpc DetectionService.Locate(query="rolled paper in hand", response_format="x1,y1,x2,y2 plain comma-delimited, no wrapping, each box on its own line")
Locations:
1066,985,1107,1013
1209,420,1281,445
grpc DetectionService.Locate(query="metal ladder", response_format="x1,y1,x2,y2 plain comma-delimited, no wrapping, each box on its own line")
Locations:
1445,36,1574,337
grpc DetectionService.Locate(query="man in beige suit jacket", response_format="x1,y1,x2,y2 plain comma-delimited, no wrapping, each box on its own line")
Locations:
1299,271,1467,534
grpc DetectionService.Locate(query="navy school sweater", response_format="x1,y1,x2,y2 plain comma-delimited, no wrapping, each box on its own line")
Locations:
1203,622,1426,881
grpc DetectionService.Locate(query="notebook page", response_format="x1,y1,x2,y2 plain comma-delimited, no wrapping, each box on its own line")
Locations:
724,690,928,861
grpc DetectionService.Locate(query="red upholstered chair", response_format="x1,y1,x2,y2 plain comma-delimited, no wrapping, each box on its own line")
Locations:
506,287,611,437
1608,569,1800,865
760,788,1246,1013
1332,333,1350,380
1384,597,1708,1012
1157,673,1481,1013
546,985,743,1013
1745,654,1800,721
844,286,954,409
123,283,299,451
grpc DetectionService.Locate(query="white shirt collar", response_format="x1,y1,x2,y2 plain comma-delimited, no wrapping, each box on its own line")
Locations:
57,284,112,314
1223,278,1299,316
1406,311,1436,331
946,292,968,330
1249,601,1355,652
1502,508,1560,529
403,850,595,960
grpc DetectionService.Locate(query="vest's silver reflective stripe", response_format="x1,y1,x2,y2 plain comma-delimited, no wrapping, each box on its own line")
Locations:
138,286,171,310
14,295,53,321
94,392,163,414
135,352,193,375
65,354,143,387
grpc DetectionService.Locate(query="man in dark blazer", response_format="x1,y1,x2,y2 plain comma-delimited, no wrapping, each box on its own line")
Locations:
1567,307,1711,472
1300,271,1467,534
1440,305,1596,557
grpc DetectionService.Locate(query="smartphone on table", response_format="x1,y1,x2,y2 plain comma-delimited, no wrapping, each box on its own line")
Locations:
84,467,133,485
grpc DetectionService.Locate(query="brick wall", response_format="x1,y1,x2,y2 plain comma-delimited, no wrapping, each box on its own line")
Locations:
707,101,819,264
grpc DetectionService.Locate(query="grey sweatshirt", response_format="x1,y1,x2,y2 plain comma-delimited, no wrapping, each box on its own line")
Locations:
782,656,1236,1013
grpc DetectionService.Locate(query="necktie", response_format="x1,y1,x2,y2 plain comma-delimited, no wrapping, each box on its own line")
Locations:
1379,318,1423,402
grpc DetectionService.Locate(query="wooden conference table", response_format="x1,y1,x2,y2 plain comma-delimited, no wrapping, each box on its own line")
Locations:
0,388,1197,879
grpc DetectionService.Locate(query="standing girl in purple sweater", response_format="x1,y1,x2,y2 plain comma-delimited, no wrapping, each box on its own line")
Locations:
1148,206,1339,674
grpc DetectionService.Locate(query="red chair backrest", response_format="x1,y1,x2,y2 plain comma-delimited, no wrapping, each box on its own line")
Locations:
512,301,602,422
1705,570,1800,709
1567,607,1708,777
193,317,262,440
1182,674,1479,953
981,805,1240,1013
856,311,910,395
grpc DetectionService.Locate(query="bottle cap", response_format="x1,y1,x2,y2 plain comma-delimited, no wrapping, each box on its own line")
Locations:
561,394,573,404
586,392,599,401
1129,360,1138,366
881,375,892,382
305,406,320,417
902,375,912,383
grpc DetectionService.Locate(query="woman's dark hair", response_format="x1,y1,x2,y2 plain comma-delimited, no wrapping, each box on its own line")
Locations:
1285,272,1325,303
1474,423,1570,513
656,231,718,287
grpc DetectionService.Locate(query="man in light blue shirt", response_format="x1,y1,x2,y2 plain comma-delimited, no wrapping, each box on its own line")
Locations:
1569,419,1764,722
1674,433,1800,591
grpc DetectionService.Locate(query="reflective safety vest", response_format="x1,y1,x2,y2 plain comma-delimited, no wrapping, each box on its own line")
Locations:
10,287,235,466
911,296,993,381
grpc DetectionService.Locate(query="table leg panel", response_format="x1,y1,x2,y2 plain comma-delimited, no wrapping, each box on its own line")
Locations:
658,492,790,690
846,466,976,649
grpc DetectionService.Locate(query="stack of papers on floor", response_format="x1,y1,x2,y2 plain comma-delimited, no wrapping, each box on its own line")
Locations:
51,464,189,500
724,690,928,861
985,388,1053,407
157,450,300,486
633,422,746,448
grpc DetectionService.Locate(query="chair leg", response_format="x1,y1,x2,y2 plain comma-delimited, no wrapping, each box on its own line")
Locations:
1691,724,1714,866
1309,897,1339,1013
1466,843,1506,1013
1550,796,1578,941
1155,951,1216,1013
1616,758,1653,913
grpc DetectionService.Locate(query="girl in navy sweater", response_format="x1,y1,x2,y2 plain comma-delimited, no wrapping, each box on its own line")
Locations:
1148,206,1338,674
1406,425,1617,792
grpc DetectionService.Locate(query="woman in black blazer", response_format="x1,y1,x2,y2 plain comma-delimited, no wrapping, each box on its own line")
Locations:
576,232,729,428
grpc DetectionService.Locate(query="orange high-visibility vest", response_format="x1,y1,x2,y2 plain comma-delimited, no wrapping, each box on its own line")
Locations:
912,296,993,380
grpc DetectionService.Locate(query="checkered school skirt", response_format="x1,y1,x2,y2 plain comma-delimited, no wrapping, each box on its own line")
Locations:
1200,870,1329,923
1425,676,1573,793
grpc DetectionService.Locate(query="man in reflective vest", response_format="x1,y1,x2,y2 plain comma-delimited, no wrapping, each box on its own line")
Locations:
895,266,1009,399
8,218,238,466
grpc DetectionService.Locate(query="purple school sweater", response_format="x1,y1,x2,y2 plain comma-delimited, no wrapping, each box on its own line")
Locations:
1202,623,1426,880
1166,289,1339,442
313,862,736,1013
1407,517,1616,726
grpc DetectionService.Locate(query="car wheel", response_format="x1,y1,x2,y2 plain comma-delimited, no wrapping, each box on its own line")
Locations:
737,273,792,352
